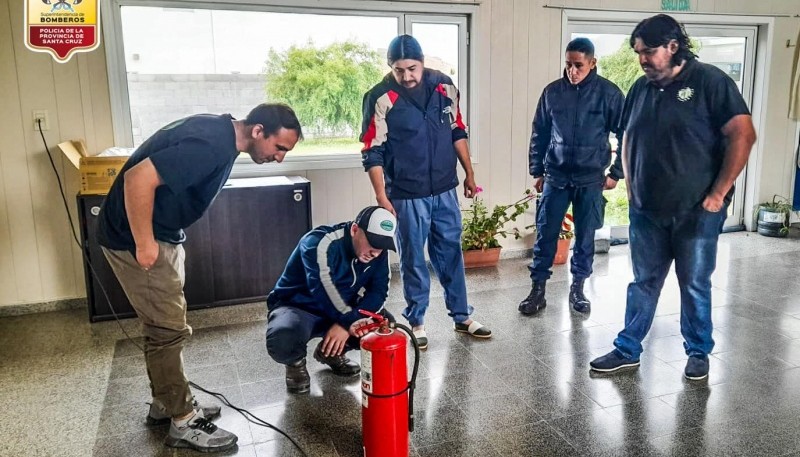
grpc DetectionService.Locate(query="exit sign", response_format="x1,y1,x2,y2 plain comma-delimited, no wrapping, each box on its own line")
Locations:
661,0,692,11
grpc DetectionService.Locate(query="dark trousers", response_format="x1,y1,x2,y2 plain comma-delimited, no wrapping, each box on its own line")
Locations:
530,182,605,282
613,204,727,359
266,307,359,365
266,307,394,365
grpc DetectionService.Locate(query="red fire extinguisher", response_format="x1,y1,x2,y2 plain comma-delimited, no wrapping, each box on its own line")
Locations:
358,310,420,457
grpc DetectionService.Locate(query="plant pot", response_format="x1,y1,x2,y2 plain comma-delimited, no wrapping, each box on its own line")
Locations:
553,238,571,265
462,247,501,269
756,207,789,237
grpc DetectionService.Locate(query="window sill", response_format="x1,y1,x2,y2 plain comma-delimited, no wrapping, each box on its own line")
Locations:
230,154,364,178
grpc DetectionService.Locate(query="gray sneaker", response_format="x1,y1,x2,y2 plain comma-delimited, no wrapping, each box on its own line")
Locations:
164,410,238,453
146,398,221,426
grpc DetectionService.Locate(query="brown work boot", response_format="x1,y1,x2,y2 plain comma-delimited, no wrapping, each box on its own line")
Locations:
313,342,360,377
285,358,310,394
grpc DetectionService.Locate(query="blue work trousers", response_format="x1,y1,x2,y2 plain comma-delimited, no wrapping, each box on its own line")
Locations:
392,189,473,327
266,307,360,365
530,182,605,282
614,204,727,359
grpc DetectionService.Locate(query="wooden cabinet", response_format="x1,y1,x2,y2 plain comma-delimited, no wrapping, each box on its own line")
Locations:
77,176,311,322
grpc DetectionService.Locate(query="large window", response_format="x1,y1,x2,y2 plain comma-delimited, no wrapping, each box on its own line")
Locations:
102,0,473,172
567,22,757,230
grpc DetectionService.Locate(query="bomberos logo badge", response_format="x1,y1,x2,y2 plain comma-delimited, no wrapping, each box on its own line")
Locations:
25,0,100,63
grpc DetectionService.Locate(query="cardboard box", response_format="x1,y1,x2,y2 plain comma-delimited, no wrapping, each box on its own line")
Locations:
58,140,129,195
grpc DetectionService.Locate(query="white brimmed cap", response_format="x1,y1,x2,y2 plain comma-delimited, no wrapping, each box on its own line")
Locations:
355,206,397,251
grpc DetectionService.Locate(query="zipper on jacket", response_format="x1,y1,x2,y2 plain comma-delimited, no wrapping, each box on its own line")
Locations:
569,85,582,184
349,258,358,287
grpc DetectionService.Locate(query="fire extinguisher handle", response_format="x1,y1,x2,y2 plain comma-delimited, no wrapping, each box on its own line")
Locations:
358,309,385,320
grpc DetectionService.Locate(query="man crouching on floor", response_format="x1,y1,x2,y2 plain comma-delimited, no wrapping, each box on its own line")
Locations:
265,206,397,394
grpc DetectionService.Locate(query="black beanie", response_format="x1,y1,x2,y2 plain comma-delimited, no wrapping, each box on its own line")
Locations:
387,35,424,65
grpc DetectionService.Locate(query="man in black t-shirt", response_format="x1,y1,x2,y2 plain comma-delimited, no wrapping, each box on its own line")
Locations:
589,15,756,381
98,104,302,453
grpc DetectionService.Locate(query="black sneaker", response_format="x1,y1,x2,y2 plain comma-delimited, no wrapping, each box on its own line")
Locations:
589,349,640,373
684,356,710,380
285,358,310,394
519,281,547,315
164,410,238,452
146,397,221,426
569,279,591,314
313,343,360,377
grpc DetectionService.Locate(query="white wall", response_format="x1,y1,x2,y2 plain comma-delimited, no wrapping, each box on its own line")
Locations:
1,0,798,308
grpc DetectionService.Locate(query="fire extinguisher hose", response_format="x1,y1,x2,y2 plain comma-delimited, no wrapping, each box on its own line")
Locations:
362,322,420,432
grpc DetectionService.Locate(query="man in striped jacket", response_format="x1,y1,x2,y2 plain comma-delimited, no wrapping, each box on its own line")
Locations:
360,34,491,350
266,206,396,394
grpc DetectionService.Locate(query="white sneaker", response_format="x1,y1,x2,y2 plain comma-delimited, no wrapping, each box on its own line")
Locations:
412,328,428,350
164,410,238,452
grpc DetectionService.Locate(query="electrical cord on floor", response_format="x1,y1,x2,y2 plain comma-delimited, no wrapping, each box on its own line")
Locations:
37,120,308,457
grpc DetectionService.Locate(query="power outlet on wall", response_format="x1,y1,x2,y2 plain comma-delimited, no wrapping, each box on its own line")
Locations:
33,110,49,131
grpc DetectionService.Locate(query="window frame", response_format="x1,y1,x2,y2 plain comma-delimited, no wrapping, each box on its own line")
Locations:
100,0,478,174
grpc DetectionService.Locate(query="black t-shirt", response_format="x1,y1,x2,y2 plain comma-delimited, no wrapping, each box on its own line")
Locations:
98,114,239,251
621,58,750,214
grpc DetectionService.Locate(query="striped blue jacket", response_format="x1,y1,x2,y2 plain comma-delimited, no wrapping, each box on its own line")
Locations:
360,69,468,199
266,222,390,328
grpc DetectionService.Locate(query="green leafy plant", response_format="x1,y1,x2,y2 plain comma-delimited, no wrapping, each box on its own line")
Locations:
461,188,536,251
753,194,795,235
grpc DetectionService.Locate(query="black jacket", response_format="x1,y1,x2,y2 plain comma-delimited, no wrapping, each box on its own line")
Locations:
360,70,468,199
529,68,625,187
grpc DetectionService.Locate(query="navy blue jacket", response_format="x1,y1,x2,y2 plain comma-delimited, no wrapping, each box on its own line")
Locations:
361,69,468,199
266,223,390,328
530,69,625,187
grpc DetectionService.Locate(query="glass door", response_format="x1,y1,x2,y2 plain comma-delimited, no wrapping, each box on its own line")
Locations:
567,22,757,230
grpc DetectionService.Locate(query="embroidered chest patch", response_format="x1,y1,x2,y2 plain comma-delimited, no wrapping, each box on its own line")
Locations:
677,87,694,102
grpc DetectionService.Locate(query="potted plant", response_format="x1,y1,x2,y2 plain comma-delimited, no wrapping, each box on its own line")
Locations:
754,195,796,237
461,187,536,268
553,213,574,265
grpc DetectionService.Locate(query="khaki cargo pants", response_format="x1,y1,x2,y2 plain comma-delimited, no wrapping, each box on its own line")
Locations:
102,241,194,417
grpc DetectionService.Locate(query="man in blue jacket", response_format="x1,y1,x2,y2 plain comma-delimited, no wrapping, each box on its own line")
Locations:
266,206,396,394
518,38,625,316
360,35,491,350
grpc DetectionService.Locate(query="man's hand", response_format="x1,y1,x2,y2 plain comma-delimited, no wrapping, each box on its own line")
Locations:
376,195,396,216
463,174,478,198
603,176,618,191
533,176,545,194
135,241,159,270
349,318,374,338
702,193,726,213
321,323,350,356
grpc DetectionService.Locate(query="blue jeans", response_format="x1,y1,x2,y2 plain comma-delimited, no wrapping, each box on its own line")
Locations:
392,189,473,327
613,204,727,359
530,182,605,282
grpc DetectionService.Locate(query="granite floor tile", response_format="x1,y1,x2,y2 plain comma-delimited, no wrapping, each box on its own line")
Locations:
486,421,578,456
439,364,514,400
411,401,472,448
93,428,171,457
415,435,499,457
519,383,603,419
4,232,800,456
459,392,542,435
108,353,147,379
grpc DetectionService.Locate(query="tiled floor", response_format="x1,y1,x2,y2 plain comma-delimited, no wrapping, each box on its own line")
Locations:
3,230,800,456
